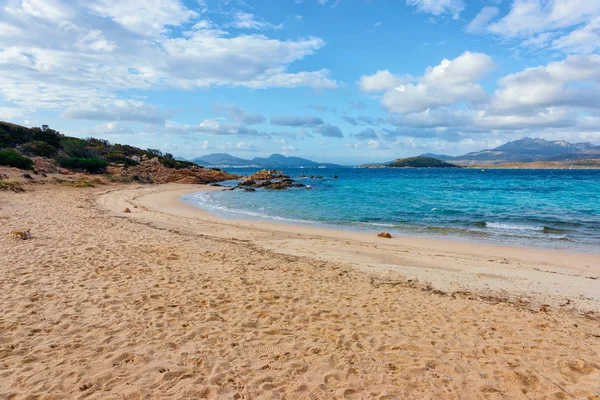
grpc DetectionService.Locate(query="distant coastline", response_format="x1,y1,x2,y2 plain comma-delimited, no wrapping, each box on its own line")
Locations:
360,159,600,169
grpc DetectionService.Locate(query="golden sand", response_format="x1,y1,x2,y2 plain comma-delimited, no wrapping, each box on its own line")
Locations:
1,184,599,399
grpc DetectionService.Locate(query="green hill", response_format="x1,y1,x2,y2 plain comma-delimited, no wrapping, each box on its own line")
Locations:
387,156,460,168
0,121,197,173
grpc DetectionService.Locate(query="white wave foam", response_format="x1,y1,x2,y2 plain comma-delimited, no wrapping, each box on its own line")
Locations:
485,222,544,232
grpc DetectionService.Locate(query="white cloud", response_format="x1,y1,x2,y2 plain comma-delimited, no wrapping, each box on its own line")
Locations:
552,17,600,54
213,103,265,125
0,0,337,117
217,141,259,151
359,70,412,92
62,100,165,124
488,0,600,37
91,121,135,135
466,7,499,34
314,123,344,138
406,0,465,19
377,52,494,114
0,106,26,120
479,0,600,54
230,12,282,30
87,0,199,36
491,54,600,112
6,0,73,22
271,115,324,127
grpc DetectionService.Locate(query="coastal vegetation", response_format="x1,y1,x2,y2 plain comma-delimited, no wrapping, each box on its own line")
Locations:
387,156,460,168
0,121,238,184
0,149,35,170
0,121,197,173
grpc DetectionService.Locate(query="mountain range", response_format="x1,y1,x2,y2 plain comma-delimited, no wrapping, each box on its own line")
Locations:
191,153,344,168
422,138,600,164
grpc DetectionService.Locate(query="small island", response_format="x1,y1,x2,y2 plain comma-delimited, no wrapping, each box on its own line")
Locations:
360,156,461,168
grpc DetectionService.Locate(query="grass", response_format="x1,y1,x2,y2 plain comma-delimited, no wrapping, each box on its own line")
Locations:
54,177,106,188
0,179,24,192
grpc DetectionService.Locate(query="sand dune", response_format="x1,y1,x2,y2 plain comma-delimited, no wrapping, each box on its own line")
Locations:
1,184,600,399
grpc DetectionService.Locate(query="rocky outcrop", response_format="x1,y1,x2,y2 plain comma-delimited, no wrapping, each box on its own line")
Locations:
249,170,289,181
238,178,256,187
108,158,239,184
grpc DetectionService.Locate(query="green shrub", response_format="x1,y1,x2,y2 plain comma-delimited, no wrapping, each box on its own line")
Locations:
0,150,34,170
58,157,108,173
0,122,33,147
22,141,58,157
61,138,98,158
105,152,139,166
31,127,62,148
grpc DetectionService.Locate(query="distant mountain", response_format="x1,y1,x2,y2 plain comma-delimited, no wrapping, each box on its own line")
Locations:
192,153,345,168
422,138,598,164
419,153,454,161
192,153,252,166
251,154,342,168
388,156,459,168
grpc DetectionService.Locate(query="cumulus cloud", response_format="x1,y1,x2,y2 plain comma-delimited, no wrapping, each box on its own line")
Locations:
406,0,465,19
491,54,600,112
213,103,265,125
475,0,600,54
271,115,324,127
359,70,411,92
314,123,344,138
373,52,494,114
0,0,338,118
552,17,600,54
62,100,165,124
87,0,198,36
217,141,259,151
488,0,600,38
90,121,135,135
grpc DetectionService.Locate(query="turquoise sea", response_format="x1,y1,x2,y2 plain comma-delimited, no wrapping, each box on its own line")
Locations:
182,168,600,253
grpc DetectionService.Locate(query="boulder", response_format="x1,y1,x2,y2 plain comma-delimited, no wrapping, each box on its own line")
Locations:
238,178,256,187
377,232,392,239
266,183,287,190
249,169,289,181
253,180,273,188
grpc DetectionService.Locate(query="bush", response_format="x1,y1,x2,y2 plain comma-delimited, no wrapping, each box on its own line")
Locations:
61,138,98,158
105,152,139,166
58,157,108,173
22,141,58,157
0,150,34,170
0,122,33,147
31,127,62,148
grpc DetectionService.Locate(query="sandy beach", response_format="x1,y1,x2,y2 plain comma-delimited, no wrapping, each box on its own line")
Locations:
2,183,600,399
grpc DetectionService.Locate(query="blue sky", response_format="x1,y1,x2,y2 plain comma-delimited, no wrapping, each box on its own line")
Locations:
1,0,599,164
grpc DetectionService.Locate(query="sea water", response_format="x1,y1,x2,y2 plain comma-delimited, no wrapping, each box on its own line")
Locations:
182,168,600,253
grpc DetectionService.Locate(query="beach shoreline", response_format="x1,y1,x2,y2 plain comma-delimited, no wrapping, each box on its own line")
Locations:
2,183,600,399
97,183,600,314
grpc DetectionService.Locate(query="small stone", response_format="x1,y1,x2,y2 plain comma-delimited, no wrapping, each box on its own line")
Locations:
123,208,131,213
377,232,392,239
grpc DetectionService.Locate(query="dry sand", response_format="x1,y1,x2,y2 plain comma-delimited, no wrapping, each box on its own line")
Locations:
1,183,600,399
